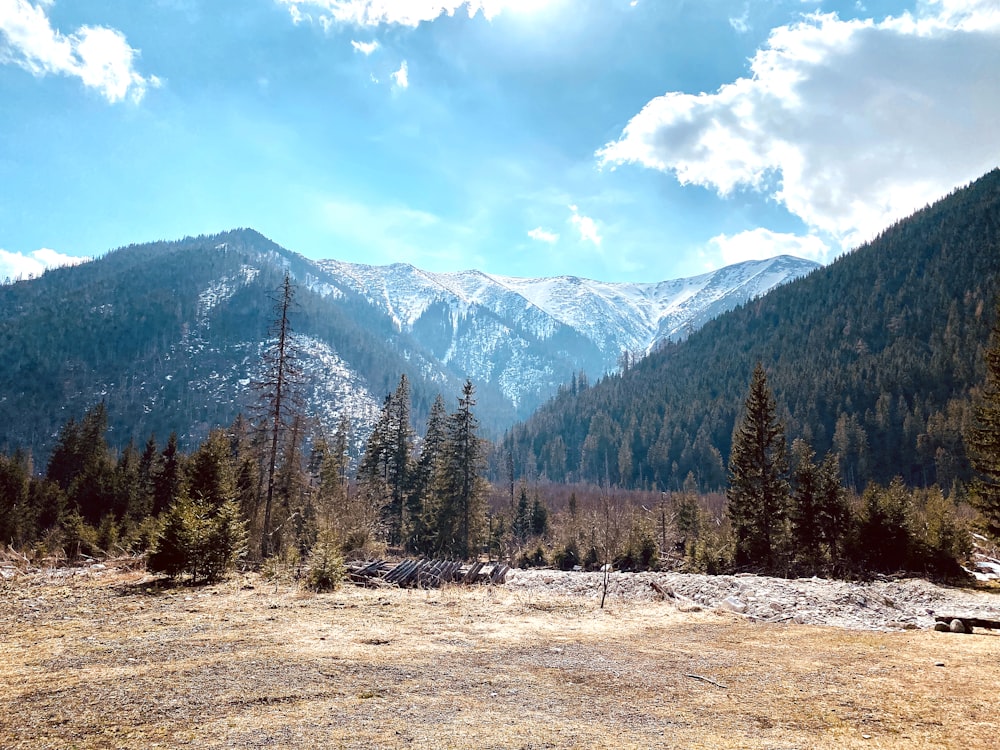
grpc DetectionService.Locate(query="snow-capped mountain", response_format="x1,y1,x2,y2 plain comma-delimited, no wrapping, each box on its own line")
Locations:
0,229,817,460
313,253,819,381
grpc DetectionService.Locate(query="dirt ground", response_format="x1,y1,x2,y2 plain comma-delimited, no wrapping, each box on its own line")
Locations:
2,563,999,750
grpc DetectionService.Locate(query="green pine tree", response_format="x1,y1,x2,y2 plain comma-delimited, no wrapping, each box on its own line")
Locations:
431,381,488,559
967,301,1000,540
727,363,790,570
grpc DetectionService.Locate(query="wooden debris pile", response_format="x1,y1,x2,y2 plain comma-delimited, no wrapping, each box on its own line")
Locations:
347,559,510,589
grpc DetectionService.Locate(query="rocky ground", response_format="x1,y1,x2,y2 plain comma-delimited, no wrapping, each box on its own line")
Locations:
506,569,1000,632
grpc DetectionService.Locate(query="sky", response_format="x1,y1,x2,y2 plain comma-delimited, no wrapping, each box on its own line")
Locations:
1,0,999,283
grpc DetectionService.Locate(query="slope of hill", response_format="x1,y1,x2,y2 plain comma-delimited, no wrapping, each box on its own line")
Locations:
502,169,1000,492
0,232,812,462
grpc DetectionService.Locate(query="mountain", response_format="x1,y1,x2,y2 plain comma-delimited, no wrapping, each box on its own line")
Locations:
0,231,815,463
501,169,1000,493
313,255,819,409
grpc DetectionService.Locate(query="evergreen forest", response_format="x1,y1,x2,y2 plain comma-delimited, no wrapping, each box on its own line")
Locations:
2,172,1000,582
502,170,1000,495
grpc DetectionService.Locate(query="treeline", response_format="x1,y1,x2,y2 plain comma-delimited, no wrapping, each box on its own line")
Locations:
501,169,1000,493
487,383,973,580
0,375,494,581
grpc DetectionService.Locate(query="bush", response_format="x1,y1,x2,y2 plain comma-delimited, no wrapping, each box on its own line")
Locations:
59,510,98,560
552,540,580,570
304,530,346,592
582,544,601,571
516,544,548,568
147,495,247,583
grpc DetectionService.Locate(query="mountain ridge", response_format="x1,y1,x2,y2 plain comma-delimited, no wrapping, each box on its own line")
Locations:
501,169,1000,492
0,228,816,462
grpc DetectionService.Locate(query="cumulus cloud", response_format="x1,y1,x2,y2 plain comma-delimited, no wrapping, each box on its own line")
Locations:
275,0,518,28
391,59,408,89
569,205,601,247
708,229,829,266
598,0,1000,251
528,227,559,244
0,0,159,103
350,39,378,54
0,247,89,282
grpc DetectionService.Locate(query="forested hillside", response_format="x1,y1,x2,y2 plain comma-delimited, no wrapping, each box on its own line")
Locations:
502,170,1000,492
0,230,463,461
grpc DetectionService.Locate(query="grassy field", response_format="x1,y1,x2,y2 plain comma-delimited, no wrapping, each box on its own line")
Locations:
2,563,999,749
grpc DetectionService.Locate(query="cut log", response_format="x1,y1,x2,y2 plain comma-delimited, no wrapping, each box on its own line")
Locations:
934,615,1000,633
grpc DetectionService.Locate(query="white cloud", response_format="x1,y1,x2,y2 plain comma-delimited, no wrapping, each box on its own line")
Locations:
275,0,526,28
598,1,1000,252
318,196,481,269
0,247,90,281
569,205,601,247
0,0,158,103
528,227,559,244
391,59,408,89
729,5,750,33
708,229,829,266
350,39,379,54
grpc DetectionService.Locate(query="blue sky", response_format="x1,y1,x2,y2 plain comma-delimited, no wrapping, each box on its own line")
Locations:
1,0,999,283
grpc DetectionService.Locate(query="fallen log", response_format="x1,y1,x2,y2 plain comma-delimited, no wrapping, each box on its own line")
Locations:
934,615,1000,633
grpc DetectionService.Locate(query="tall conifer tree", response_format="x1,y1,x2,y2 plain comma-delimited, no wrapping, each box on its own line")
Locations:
433,381,487,559
727,363,789,570
967,302,1000,539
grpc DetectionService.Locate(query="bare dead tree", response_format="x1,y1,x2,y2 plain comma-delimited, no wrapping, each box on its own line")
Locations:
253,272,305,559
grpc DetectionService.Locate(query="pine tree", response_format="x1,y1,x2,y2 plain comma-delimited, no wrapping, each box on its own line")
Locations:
967,301,1000,540
135,435,160,521
356,376,415,548
816,451,850,569
407,396,446,554
385,375,414,546
789,439,823,574
530,495,549,537
512,485,531,544
152,433,183,516
432,381,488,559
0,452,30,546
148,429,247,582
727,363,790,570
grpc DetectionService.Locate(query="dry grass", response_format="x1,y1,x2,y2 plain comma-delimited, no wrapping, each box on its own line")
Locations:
2,563,999,749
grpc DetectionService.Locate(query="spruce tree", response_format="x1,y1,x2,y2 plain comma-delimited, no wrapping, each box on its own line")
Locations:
727,363,789,570
816,451,850,569
789,439,823,574
385,375,414,546
148,429,246,582
152,433,183,516
407,395,446,554
513,485,531,544
432,381,488,559
967,301,1000,540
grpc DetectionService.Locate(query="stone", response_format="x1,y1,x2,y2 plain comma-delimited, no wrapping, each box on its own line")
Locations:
948,619,966,634
720,596,747,614
933,622,950,632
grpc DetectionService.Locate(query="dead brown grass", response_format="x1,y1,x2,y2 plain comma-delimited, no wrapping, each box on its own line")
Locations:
2,564,999,749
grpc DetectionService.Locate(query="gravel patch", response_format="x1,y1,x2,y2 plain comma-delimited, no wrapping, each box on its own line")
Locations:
506,569,1000,631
